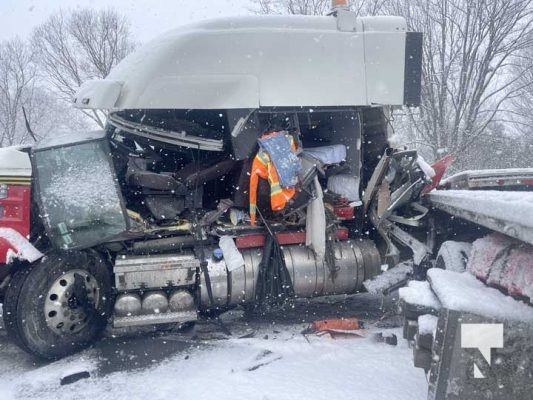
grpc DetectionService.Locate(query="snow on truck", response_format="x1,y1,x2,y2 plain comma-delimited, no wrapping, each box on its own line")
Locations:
0,4,531,394
1,8,422,359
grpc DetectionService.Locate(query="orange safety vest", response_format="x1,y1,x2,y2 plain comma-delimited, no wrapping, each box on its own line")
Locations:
249,133,297,225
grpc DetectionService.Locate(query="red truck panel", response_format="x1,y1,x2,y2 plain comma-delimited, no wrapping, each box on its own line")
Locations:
0,185,31,236
0,183,32,265
468,234,533,303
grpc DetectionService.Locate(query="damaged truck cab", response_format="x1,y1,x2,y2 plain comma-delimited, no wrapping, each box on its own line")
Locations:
0,11,424,359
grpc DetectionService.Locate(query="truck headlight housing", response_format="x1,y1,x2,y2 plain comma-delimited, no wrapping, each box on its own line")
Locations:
0,184,8,199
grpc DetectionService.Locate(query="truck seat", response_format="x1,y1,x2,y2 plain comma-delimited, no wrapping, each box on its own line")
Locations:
129,171,187,193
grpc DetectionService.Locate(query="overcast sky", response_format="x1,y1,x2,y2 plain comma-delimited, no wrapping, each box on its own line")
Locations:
0,0,253,42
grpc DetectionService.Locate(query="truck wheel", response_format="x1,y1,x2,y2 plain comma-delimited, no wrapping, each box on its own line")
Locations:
435,241,472,272
3,252,112,359
3,265,35,351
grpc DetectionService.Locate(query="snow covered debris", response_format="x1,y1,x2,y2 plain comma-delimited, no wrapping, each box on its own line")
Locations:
467,234,533,303
467,234,514,281
437,241,472,272
302,144,346,165
399,280,441,310
417,314,438,336
427,269,533,322
416,155,435,179
428,190,533,235
500,247,533,301
327,174,361,203
364,261,413,294
0,228,43,263
218,236,244,272
0,353,97,400
443,168,533,183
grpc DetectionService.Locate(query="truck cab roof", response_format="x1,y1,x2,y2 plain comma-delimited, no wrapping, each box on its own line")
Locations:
74,13,420,111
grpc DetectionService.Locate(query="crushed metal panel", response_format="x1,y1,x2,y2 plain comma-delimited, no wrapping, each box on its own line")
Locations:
108,114,224,152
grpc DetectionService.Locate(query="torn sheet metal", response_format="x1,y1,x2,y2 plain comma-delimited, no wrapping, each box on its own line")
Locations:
219,236,245,272
306,177,326,261
109,114,224,152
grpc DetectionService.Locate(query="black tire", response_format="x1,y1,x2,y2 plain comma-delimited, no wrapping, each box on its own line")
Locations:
3,264,35,352
3,251,112,359
435,241,472,272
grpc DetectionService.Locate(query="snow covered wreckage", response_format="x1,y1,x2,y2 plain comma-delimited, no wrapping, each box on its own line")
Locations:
0,4,532,376
0,9,421,358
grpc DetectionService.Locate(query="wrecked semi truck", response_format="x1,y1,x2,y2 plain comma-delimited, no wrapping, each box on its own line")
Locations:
393,169,533,399
0,10,425,359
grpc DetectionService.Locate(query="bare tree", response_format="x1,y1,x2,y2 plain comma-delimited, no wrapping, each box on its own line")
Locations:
509,36,533,131
451,120,533,169
253,0,389,15
253,0,533,168
386,0,533,165
0,38,37,147
254,0,330,15
32,8,136,128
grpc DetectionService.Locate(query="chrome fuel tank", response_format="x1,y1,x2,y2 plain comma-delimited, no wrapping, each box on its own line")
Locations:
200,239,381,308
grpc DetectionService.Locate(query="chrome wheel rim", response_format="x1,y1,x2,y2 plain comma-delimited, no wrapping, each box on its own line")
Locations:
44,269,100,335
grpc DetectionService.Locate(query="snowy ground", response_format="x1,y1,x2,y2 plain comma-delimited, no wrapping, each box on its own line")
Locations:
0,293,428,400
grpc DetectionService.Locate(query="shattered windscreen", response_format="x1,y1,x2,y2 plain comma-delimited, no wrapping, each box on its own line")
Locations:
34,140,127,250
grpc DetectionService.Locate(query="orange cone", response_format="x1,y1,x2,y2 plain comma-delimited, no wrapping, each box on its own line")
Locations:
301,318,365,338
